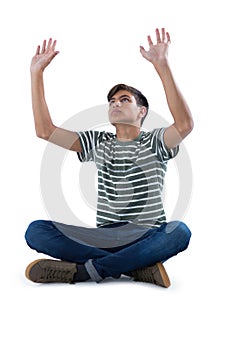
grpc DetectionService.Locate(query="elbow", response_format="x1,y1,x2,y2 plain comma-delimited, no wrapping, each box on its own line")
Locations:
176,118,194,139
184,118,194,134
35,125,55,140
36,129,51,140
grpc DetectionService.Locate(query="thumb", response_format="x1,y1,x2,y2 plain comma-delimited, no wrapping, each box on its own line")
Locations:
50,51,60,61
139,46,147,58
53,51,60,57
139,45,145,53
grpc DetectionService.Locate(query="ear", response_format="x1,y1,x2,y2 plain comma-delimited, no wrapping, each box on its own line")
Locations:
139,106,147,119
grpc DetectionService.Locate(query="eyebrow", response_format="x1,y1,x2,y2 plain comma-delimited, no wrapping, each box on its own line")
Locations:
109,94,132,101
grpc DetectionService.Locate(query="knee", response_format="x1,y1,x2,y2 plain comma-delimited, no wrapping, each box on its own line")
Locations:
25,220,49,249
166,221,192,250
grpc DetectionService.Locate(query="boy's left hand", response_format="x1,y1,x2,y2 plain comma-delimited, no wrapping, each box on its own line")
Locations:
140,28,171,68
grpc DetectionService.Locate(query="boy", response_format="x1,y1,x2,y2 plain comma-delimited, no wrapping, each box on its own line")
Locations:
25,27,193,287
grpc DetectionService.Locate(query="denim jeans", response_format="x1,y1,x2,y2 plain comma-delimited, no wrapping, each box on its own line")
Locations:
25,220,191,282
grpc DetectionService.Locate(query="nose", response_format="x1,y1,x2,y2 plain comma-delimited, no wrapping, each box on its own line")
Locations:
112,99,121,108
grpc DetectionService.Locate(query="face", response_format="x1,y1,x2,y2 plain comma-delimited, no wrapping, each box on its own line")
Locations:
108,90,145,127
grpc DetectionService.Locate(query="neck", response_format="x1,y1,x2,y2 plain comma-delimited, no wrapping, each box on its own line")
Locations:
114,124,141,141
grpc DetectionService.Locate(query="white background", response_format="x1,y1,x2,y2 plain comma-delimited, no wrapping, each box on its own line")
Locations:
1,0,232,349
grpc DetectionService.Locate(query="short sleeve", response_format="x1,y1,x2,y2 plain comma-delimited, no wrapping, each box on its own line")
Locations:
76,130,101,162
76,130,115,162
150,127,179,161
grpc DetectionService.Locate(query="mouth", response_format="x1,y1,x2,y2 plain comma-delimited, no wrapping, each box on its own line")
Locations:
111,109,121,113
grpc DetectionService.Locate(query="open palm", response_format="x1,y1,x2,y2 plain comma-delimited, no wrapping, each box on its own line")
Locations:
140,28,171,66
31,38,59,72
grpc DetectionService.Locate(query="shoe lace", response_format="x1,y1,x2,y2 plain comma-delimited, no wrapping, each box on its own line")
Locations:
135,266,155,283
44,267,74,283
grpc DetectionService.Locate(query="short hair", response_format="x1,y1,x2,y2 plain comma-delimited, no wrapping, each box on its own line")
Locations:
107,83,149,125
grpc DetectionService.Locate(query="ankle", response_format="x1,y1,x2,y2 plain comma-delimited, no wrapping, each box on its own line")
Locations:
73,264,90,282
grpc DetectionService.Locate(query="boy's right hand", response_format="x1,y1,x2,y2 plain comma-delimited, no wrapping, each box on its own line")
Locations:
31,38,59,73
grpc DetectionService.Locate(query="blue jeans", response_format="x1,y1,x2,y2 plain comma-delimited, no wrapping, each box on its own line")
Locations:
25,220,191,282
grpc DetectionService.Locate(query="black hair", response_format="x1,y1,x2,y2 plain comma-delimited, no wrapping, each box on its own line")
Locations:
107,83,149,125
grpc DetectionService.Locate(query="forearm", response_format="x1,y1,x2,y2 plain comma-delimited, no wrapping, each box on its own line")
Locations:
30,69,82,151
31,69,56,139
154,61,194,134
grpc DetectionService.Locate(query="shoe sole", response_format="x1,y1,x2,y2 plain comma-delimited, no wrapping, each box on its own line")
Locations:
130,262,171,288
25,259,45,281
25,259,77,283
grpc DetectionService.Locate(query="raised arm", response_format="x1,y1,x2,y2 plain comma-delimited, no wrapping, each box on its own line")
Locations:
30,38,82,152
140,28,194,149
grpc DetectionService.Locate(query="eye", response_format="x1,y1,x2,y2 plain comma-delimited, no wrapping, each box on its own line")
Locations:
121,97,130,103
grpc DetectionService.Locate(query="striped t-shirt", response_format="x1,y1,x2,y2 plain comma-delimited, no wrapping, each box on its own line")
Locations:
77,128,179,228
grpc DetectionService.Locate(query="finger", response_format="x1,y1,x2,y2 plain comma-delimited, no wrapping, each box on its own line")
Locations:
51,39,57,51
41,40,46,54
166,31,171,44
46,38,53,52
155,28,161,43
161,28,165,42
36,45,40,55
139,46,149,60
51,51,60,60
147,35,154,46
139,45,146,53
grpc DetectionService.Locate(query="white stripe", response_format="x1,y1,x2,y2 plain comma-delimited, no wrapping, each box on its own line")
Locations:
95,160,166,175
99,174,164,187
98,192,161,202
98,203,164,216
98,167,166,180
98,202,163,211
98,181,162,193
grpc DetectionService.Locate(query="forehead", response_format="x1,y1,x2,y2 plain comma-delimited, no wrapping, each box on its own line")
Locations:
110,90,136,100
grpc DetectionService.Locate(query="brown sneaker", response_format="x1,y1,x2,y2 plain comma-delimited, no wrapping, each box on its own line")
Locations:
127,262,171,288
25,259,77,284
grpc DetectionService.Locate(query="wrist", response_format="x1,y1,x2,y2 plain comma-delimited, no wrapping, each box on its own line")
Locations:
153,58,171,77
152,57,169,70
30,66,44,77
